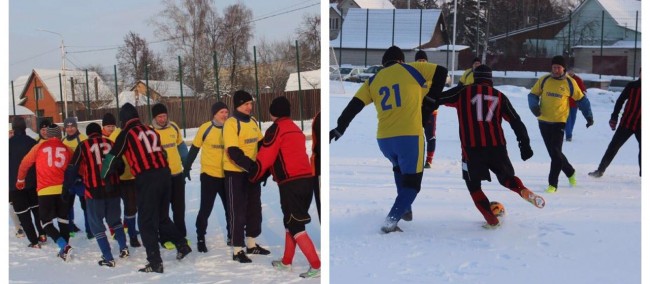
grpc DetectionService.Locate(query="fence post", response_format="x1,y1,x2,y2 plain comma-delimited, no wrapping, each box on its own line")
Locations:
253,46,261,128
632,11,638,79
295,40,304,131
178,56,186,138
535,1,540,77
11,80,16,116
213,51,220,101
34,83,40,123
339,16,343,67
114,65,119,123
419,9,423,48
392,9,395,46
85,69,90,118
599,10,604,79
145,65,151,121
58,73,65,120
364,9,369,67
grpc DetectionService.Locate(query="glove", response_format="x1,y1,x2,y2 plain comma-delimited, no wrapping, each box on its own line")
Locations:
15,179,25,190
519,142,534,161
586,117,594,128
183,167,192,181
330,128,343,143
609,118,617,131
531,106,541,117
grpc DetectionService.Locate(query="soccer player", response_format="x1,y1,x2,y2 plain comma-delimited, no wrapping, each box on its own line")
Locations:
16,125,73,261
101,103,191,273
415,50,438,168
564,69,587,142
65,123,128,267
62,117,91,238
183,101,231,253
459,57,482,86
434,65,545,229
330,45,448,233
310,111,321,222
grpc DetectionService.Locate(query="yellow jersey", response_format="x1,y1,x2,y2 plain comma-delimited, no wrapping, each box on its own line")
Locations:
354,62,437,138
105,128,134,180
459,68,474,85
62,133,87,151
223,117,263,172
192,121,226,178
530,74,585,123
153,121,184,175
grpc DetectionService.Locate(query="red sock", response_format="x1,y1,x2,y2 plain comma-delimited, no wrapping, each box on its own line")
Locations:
426,151,434,163
282,230,296,265
294,231,321,269
470,191,498,225
503,176,526,195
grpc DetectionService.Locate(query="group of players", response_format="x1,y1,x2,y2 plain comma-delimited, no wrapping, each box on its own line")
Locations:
330,46,641,232
9,90,322,278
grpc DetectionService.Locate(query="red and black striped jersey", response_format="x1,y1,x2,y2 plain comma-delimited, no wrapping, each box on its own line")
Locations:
70,134,120,198
613,79,641,131
110,118,168,176
437,83,529,150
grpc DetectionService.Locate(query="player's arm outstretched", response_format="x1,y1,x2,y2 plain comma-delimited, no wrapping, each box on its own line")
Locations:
330,84,367,143
421,66,448,125
610,82,633,130
502,95,533,161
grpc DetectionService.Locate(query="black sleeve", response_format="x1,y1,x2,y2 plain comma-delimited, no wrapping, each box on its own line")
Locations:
227,147,256,172
184,145,200,170
64,147,83,189
611,82,632,120
334,97,365,134
109,129,128,158
422,65,450,116
502,95,530,144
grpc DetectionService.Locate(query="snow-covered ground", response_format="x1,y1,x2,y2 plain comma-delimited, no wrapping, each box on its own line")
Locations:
8,120,320,283
329,80,641,283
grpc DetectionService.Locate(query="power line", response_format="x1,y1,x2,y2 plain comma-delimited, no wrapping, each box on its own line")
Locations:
10,47,60,66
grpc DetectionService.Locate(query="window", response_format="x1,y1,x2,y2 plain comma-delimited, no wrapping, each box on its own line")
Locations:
37,110,44,117
330,17,339,30
35,87,43,101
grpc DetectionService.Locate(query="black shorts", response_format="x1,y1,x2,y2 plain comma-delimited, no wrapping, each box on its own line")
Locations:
279,178,314,226
462,147,515,182
38,194,69,224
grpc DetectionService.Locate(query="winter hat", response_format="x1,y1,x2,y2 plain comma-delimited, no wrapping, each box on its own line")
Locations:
46,124,62,139
473,57,481,64
233,90,253,108
473,64,493,82
269,96,291,118
151,103,168,118
211,101,228,117
39,119,51,130
551,55,566,69
102,113,117,127
12,117,27,132
86,122,102,137
64,117,78,128
382,46,405,66
119,103,139,125
415,50,428,61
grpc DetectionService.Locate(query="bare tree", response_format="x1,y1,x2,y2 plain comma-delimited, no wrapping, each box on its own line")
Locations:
116,31,166,85
256,37,293,93
218,3,254,88
296,13,320,71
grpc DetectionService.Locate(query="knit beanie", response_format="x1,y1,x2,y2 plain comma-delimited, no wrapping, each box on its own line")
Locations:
102,113,117,127
64,117,78,128
46,125,62,139
12,117,26,132
551,55,566,69
86,122,102,137
119,103,139,125
211,101,228,117
151,103,168,118
473,57,481,64
39,119,51,130
415,50,428,61
269,96,291,118
382,46,405,67
233,90,253,108
473,65,493,82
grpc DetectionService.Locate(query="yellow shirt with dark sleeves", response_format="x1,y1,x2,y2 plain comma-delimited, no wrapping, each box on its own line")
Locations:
154,121,184,175
62,133,87,151
192,121,225,178
223,116,263,172
459,68,475,85
105,128,134,180
354,62,437,139
530,74,585,123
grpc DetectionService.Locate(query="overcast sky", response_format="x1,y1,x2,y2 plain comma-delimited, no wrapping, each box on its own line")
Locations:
8,0,319,80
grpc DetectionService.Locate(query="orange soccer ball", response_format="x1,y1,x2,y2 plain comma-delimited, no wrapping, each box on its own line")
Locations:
490,201,505,217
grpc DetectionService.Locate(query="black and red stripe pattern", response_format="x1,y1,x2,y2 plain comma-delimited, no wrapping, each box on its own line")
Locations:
454,84,507,148
618,80,641,131
111,119,168,177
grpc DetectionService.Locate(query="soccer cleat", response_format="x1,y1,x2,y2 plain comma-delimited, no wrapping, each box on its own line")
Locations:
226,238,232,246
162,241,176,250
299,267,321,278
72,224,81,233
566,137,572,142
16,228,25,238
424,162,431,169
38,235,47,243
176,244,192,260
197,239,208,253
58,245,72,262
380,218,403,234
87,232,95,240
545,185,557,193
401,211,413,222
482,222,501,230
130,236,141,248
247,244,270,255
568,174,577,187
271,260,292,271
98,257,116,267
588,170,604,178
119,248,130,259
28,243,41,249
520,188,545,209
69,232,76,238
233,250,252,263
138,263,164,273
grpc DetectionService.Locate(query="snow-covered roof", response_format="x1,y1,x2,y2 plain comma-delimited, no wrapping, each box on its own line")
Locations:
597,0,641,32
574,40,641,49
22,69,114,103
331,8,442,49
331,4,341,16
110,90,154,108
354,0,394,9
285,69,320,92
135,80,196,98
428,44,471,52
8,104,34,116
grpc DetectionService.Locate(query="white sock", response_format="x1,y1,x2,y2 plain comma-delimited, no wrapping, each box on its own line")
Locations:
246,237,256,248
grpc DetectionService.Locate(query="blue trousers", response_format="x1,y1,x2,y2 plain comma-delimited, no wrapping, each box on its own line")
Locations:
565,107,578,139
86,196,127,261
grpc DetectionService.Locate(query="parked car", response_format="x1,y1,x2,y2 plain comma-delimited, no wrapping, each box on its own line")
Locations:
608,79,631,93
354,65,384,82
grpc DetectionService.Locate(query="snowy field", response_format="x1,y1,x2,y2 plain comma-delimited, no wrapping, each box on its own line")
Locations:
8,121,320,283
329,80,641,283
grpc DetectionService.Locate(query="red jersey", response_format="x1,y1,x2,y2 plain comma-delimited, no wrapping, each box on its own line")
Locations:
17,138,72,196
70,133,120,199
613,79,641,131
109,118,168,176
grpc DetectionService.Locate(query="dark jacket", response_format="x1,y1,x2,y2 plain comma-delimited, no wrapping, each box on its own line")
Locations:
9,132,37,190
